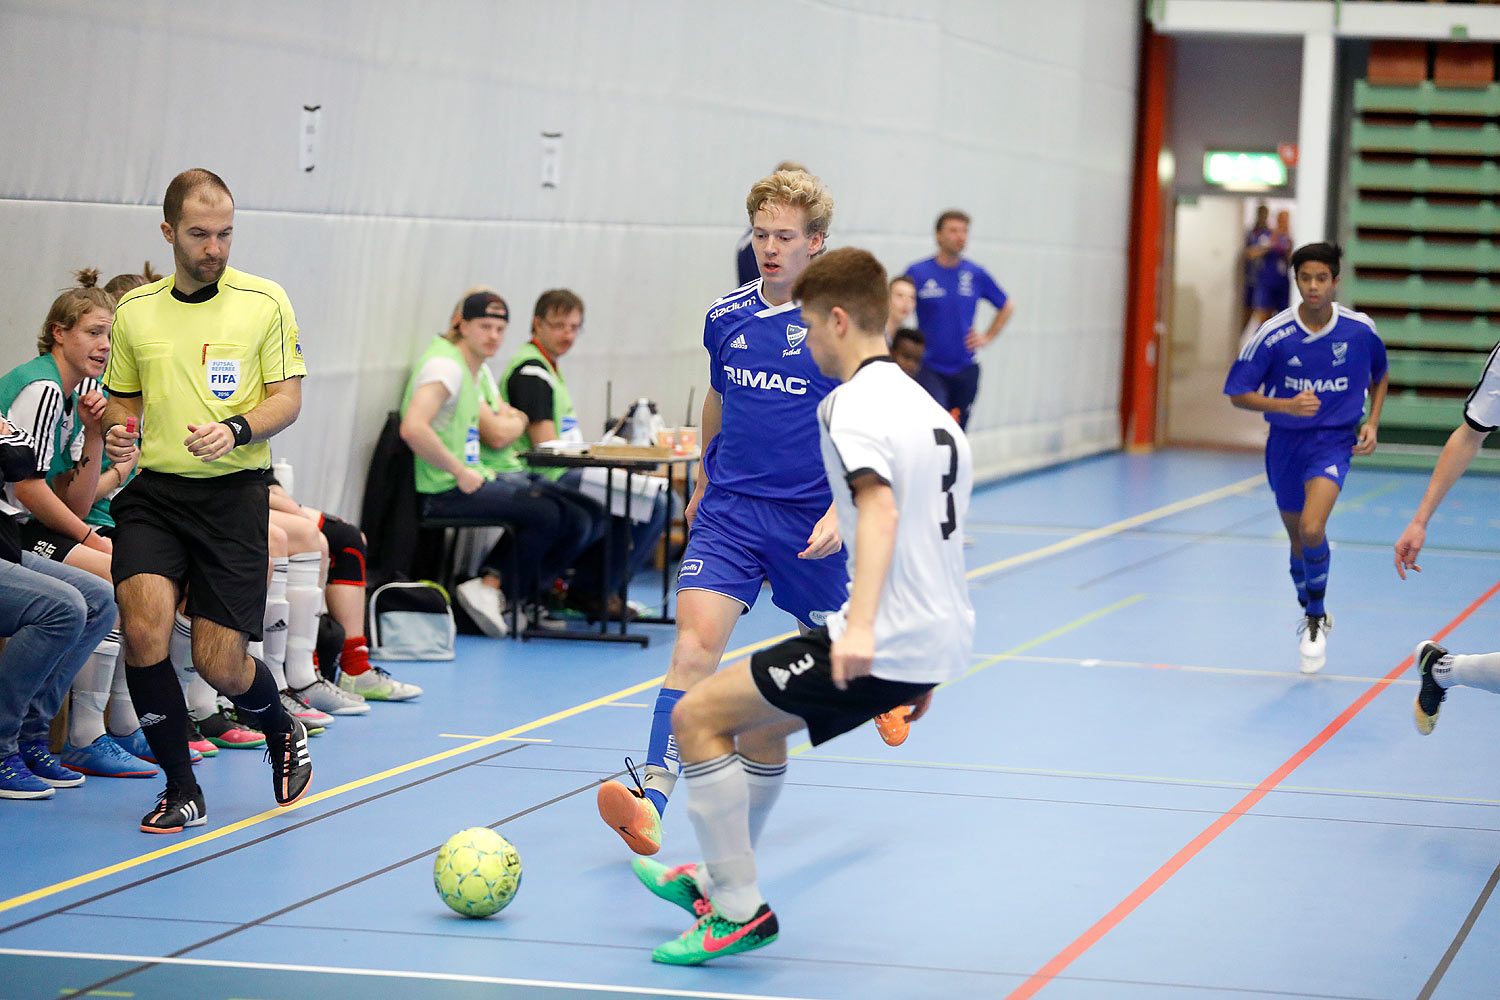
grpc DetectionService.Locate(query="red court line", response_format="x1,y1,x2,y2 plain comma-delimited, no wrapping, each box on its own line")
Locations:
1007,578,1500,1000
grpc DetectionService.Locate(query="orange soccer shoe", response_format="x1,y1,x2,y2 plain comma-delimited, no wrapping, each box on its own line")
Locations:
874,705,912,747
597,769,663,855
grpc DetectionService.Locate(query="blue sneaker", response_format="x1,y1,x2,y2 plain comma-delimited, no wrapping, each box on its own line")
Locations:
0,753,53,799
114,728,152,760
60,735,158,779
20,741,85,788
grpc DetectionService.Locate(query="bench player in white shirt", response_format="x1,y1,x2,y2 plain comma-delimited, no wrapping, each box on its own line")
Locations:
626,247,975,965
1397,344,1500,732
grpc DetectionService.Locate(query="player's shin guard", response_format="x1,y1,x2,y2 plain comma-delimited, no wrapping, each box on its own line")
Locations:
1289,551,1308,609
283,552,323,691
641,687,684,814
683,753,763,923
68,634,120,747
1303,539,1330,617
742,757,786,847
106,630,140,737
225,656,295,735
125,657,196,789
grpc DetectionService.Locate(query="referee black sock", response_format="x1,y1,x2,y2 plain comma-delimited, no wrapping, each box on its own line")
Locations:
125,657,198,791
225,656,295,735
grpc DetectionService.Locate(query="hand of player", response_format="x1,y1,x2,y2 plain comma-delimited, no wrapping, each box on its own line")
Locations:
78,389,106,434
455,467,486,495
1286,390,1321,417
184,423,235,462
799,508,842,559
1394,522,1425,579
82,529,112,555
685,483,705,528
964,327,985,352
105,422,139,464
1353,422,1378,456
905,689,934,723
830,624,875,690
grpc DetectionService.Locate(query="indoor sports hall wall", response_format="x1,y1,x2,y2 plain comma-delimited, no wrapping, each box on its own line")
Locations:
0,0,1139,516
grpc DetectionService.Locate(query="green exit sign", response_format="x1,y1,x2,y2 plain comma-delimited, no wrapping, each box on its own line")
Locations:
1203,151,1287,188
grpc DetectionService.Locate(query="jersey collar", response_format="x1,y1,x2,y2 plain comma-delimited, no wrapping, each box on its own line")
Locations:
1294,301,1339,342
170,280,221,304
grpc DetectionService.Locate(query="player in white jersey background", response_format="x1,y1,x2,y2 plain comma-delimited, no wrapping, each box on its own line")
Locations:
596,169,849,856
1397,342,1500,733
626,247,973,965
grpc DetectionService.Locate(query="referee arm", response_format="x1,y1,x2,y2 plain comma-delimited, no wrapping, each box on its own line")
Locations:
185,376,303,462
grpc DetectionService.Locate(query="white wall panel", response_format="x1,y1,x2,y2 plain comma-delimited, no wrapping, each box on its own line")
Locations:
0,0,1138,515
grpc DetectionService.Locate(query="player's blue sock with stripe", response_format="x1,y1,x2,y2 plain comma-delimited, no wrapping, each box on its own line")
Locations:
1289,550,1308,609
1303,539,1330,617
642,687,685,814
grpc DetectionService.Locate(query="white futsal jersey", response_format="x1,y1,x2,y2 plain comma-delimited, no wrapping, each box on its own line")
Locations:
818,357,975,684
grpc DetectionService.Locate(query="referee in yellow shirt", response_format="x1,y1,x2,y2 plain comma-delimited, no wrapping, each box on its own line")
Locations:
103,169,312,833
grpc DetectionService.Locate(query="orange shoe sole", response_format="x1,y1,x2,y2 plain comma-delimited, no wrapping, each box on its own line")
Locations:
597,780,660,855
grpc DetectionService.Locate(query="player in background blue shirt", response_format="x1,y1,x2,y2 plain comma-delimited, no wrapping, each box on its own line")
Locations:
1224,242,1388,673
597,169,848,856
905,209,1015,428
1246,209,1293,332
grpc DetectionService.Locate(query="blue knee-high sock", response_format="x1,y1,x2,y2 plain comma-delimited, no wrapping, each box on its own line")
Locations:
1303,539,1330,617
1289,550,1308,609
643,687,685,814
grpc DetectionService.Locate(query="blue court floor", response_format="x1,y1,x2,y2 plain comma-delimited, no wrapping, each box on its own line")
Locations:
4,448,1500,1000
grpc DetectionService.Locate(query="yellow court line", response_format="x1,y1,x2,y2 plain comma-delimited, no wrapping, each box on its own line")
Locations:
0,474,1257,916
796,753,1500,808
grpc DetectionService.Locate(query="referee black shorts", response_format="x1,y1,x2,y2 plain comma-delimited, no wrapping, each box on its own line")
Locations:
749,627,933,747
111,468,271,640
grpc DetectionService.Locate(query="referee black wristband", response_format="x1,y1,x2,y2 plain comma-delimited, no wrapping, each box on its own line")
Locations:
221,416,253,448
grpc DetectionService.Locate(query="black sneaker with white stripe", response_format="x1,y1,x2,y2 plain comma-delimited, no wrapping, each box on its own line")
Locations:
140,783,207,834
265,717,313,806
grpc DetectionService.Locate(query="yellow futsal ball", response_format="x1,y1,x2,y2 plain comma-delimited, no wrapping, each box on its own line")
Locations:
433,827,522,918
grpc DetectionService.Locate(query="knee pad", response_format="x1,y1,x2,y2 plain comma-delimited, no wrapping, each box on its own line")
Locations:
320,514,367,586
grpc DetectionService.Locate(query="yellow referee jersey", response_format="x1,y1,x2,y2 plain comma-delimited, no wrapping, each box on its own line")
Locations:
106,266,306,478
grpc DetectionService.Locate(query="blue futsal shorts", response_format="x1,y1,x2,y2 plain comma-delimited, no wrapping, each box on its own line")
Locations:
677,484,849,629
1265,425,1357,513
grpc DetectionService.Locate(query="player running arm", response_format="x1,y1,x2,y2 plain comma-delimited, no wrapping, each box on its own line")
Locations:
830,470,898,689
1394,421,1490,579
684,388,723,526
1354,371,1389,456
1228,386,1321,417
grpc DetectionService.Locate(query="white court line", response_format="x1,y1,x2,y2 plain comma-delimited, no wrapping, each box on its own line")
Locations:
0,947,823,1000
437,734,553,742
995,652,1418,687
599,702,650,708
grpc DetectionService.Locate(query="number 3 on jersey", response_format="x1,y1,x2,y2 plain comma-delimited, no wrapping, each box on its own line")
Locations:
934,428,957,539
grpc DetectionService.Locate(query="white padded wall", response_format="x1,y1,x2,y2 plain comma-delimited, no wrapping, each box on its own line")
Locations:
0,0,1138,514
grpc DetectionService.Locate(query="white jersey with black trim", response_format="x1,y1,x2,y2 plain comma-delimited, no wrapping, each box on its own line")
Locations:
817,357,975,684
1465,339,1500,432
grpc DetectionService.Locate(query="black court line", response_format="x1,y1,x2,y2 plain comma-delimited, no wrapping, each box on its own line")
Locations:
58,773,618,1000
0,743,531,937
1416,855,1500,999
1075,509,1280,589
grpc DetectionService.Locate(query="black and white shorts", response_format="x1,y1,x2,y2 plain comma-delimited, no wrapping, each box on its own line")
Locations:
111,468,271,639
19,520,85,562
749,627,933,747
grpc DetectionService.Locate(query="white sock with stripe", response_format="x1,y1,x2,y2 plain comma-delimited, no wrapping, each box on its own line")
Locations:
683,753,763,922
1438,651,1500,694
68,634,121,747
284,551,323,691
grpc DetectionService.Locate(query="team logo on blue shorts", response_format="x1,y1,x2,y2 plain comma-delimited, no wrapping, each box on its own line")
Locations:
809,610,831,626
679,558,704,579
206,359,240,400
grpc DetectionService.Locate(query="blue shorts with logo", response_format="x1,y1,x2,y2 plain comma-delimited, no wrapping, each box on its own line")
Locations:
677,484,849,629
1265,425,1357,512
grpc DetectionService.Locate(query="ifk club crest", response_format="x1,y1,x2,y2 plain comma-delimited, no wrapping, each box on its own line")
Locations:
786,323,807,349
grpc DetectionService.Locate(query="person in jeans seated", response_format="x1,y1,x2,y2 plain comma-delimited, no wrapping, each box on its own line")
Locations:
400,291,600,634
497,288,669,622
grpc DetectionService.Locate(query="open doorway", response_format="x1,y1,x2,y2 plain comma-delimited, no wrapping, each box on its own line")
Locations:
1164,193,1296,447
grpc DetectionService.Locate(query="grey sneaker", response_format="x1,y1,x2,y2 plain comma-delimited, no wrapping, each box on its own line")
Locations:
338,666,422,702
293,677,370,716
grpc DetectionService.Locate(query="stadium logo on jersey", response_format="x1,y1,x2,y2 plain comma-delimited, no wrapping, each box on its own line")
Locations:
729,334,748,350
767,652,816,691
1284,375,1348,393
711,298,756,322
918,278,944,298
1287,356,1302,367
1332,342,1347,366
678,558,704,579
786,324,807,349
206,359,240,400
722,367,809,395
958,271,974,296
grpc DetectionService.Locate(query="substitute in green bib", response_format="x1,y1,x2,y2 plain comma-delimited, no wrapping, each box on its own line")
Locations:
502,289,668,621
400,291,600,637
102,169,313,834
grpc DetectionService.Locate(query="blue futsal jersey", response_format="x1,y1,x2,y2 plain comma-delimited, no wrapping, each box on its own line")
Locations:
1224,304,1387,430
905,256,1008,375
703,280,840,505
